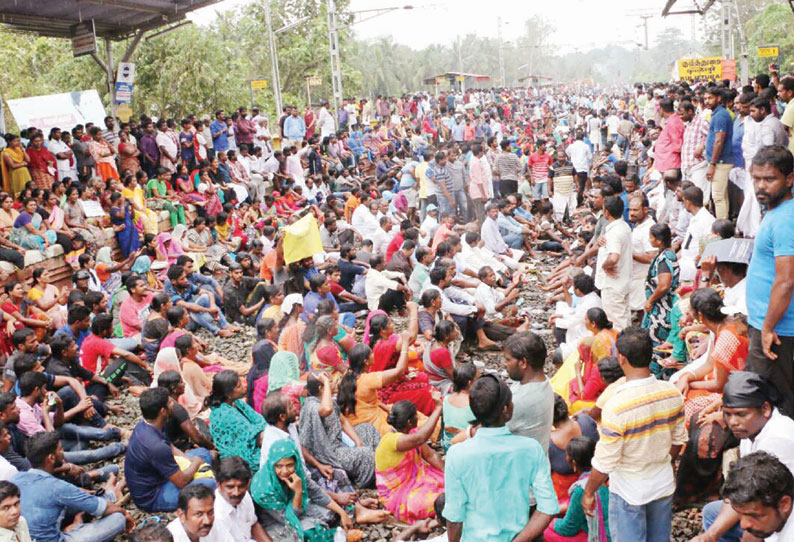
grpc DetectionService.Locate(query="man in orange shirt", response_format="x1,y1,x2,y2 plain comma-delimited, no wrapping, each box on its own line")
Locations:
344,188,361,223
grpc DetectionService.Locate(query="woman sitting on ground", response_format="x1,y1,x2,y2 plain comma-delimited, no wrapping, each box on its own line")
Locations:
10,197,55,251
278,294,307,362
299,372,379,489
543,436,610,542
252,438,353,542
441,362,477,451
375,399,444,523
423,320,459,394
27,268,68,329
549,394,599,501
338,340,414,437
365,305,436,416
2,280,51,339
248,318,280,412
675,287,748,421
303,315,349,387
208,369,267,474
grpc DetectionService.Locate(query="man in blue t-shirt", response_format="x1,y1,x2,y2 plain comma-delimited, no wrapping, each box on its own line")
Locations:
746,145,794,416
125,388,213,512
209,109,229,153
704,86,734,220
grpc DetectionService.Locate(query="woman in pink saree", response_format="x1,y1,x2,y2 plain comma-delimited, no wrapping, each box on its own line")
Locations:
374,399,444,523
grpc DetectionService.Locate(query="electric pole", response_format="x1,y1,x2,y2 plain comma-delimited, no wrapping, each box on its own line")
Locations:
639,15,652,50
264,0,282,116
327,0,344,123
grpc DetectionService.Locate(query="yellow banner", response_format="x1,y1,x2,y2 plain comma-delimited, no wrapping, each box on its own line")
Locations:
678,57,723,80
250,79,268,90
758,46,779,58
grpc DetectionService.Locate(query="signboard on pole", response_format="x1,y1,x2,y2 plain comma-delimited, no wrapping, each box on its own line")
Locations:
114,82,134,103
116,62,136,84
677,57,724,81
250,79,268,90
307,76,322,86
758,46,780,58
435,76,445,85
70,20,97,57
116,104,133,123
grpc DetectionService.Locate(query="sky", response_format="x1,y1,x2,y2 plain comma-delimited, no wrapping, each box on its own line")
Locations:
189,0,702,54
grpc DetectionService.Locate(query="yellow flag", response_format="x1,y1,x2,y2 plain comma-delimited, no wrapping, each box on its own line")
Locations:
283,213,323,265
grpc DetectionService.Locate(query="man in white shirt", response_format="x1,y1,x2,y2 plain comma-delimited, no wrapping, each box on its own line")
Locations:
628,195,656,311
676,186,715,282
481,204,523,267
167,485,223,542
213,457,270,542
595,196,633,330
318,101,336,139
364,254,410,312
699,371,794,542
550,273,602,359
419,204,440,246
474,266,521,316
371,217,394,257
566,132,593,204
352,199,381,241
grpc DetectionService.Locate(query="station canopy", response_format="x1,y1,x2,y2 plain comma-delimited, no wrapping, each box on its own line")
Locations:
0,0,222,40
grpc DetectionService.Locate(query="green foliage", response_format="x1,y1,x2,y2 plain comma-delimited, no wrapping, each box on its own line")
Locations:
745,3,794,75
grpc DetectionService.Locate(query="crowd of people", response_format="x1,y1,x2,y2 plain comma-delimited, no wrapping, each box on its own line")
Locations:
0,63,792,542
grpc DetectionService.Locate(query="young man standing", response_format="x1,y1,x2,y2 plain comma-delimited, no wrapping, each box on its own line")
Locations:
595,196,633,331
444,374,558,541
704,86,734,219
745,146,794,416
582,326,686,542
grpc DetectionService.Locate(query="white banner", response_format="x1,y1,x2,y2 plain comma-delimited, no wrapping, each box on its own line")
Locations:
6,90,107,134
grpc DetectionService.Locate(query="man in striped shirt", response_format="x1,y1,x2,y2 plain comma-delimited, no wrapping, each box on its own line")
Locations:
549,148,577,222
582,326,686,542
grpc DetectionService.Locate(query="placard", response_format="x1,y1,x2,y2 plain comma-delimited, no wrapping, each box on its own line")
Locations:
678,57,724,81
79,199,107,219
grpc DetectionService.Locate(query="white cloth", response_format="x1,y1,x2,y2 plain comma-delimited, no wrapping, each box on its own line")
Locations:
212,490,258,542
594,219,633,292
419,216,440,244
156,130,178,161
630,217,656,311
364,268,404,311
260,423,304,469
679,207,715,282
167,518,224,542
48,139,77,181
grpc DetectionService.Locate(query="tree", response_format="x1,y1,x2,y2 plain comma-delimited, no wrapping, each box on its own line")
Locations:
745,3,794,76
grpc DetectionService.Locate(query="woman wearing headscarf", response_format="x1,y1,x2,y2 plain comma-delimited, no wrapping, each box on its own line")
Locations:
252,439,351,542
131,254,162,289
278,294,307,361
208,370,267,474
268,351,306,414
170,224,207,270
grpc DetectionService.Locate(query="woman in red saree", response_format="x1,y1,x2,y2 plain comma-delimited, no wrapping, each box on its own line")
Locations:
26,134,57,190
567,338,607,406
365,304,435,416
374,399,444,523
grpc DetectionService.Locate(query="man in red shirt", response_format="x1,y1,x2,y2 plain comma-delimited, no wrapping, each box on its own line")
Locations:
80,314,151,386
385,219,413,263
528,139,554,205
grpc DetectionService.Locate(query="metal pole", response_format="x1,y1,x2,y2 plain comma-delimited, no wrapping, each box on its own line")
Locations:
249,81,254,111
104,38,117,119
265,0,283,117
457,35,465,92
327,0,343,124
307,78,312,108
